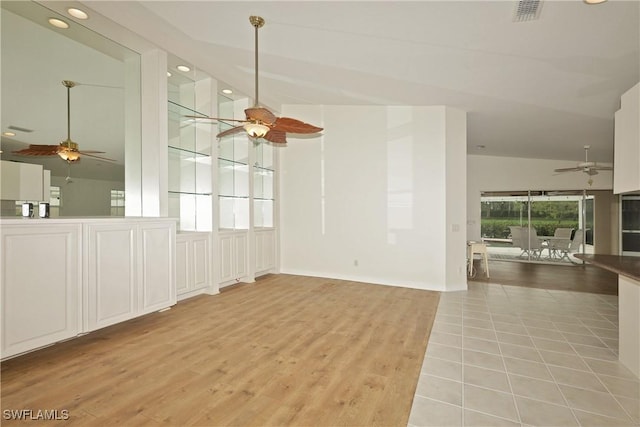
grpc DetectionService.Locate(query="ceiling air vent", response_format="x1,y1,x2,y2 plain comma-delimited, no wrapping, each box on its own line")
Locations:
514,0,543,22
8,125,34,133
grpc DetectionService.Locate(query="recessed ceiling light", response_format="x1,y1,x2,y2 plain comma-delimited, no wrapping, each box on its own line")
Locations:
67,8,88,19
177,65,191,72
167,71,172,77
48,18,69,29
583,0,607,4
222,89,233,94
2,132,16,137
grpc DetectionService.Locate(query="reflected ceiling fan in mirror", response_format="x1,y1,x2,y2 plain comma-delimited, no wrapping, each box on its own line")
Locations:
186,16,323,144
12,80,115,163
554,145,613,186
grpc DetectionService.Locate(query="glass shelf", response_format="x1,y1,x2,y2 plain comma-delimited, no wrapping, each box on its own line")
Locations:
168,190,212,196
168,145,211,158
168,72,213,231
168,99,207,117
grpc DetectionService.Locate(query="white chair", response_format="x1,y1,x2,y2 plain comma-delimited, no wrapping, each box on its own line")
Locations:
559,229,584,263
468,241,489,278
554,227,573,239
521,227,547,259
549,227,573,259
509,226,525,256
510,226,547,259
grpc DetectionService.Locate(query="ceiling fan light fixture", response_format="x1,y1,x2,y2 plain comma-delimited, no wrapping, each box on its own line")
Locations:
244,122,270,138
58,151,80,162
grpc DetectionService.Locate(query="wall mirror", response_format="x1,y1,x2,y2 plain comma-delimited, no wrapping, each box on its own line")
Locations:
0,1,141,216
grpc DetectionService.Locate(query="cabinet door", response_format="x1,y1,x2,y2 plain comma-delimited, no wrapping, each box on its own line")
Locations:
86,224,137,331
175,237,190,295
139,223,176,314
219,234,234,283
255,230,275,274
255,232,265,272
192,237,209,290
1,225,81,359
234,233,247,279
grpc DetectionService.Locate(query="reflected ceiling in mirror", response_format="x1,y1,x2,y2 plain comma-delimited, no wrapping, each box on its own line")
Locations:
0,1,139,185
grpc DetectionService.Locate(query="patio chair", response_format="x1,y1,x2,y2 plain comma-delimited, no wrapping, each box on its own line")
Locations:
549,227,573,259
559,229,584,264
521,227,547,259
554,227,573,239
509,226,546,259
509,226,525,256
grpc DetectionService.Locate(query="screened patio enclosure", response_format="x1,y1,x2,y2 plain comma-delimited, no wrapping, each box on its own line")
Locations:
480,190,593,264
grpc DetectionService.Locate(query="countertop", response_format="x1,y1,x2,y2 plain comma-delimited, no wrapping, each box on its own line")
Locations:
0,217,179,225
575,254,640,282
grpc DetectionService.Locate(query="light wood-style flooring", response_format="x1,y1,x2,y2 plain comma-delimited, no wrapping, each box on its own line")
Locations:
1,274,440,426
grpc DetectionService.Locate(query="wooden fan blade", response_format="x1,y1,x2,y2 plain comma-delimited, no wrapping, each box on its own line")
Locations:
217,125,246,139
272,117,323,134
245,107,276,125
263,129,287,144
13,145,62,156
77,151,116,161
184,115,247,123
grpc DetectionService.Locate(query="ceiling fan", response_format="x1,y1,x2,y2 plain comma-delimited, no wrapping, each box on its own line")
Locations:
554,145,613,185
186,16,323,144
12,80,115,163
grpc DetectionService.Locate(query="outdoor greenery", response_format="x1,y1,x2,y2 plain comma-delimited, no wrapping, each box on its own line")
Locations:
481,219,579,239
481,201,579,238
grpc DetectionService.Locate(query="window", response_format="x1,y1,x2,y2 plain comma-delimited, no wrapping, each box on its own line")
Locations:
110,189,125,216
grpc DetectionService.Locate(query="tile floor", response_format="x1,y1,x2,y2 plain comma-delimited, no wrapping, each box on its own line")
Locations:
408,283,640,427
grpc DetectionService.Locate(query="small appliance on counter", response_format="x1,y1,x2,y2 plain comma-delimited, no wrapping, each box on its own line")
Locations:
21,202,34,218
39,202,50,218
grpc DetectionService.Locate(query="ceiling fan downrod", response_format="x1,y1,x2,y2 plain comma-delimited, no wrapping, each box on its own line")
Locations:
250,16,265,107
61,80,78,151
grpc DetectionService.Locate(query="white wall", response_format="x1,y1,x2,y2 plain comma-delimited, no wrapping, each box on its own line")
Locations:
467,154,613,241
51,176,124,217
280,105,467,291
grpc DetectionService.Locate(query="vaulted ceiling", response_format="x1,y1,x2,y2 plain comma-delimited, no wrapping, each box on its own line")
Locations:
83,0,640,164
3,0,639,175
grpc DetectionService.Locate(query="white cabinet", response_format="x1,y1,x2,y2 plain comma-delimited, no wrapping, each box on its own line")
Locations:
1,218,176,360
85,223,137,330
614,83,640,194
85,221,176,331
139,222,175,312
219,231,248,287
1,224,81,359
176,232,211,300
255,229,276,276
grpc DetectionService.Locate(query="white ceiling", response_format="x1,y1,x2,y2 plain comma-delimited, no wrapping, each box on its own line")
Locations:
2,0,638,175
81,0,640,164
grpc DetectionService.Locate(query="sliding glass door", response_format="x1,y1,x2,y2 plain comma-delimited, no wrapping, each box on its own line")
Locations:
480,190,592,263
